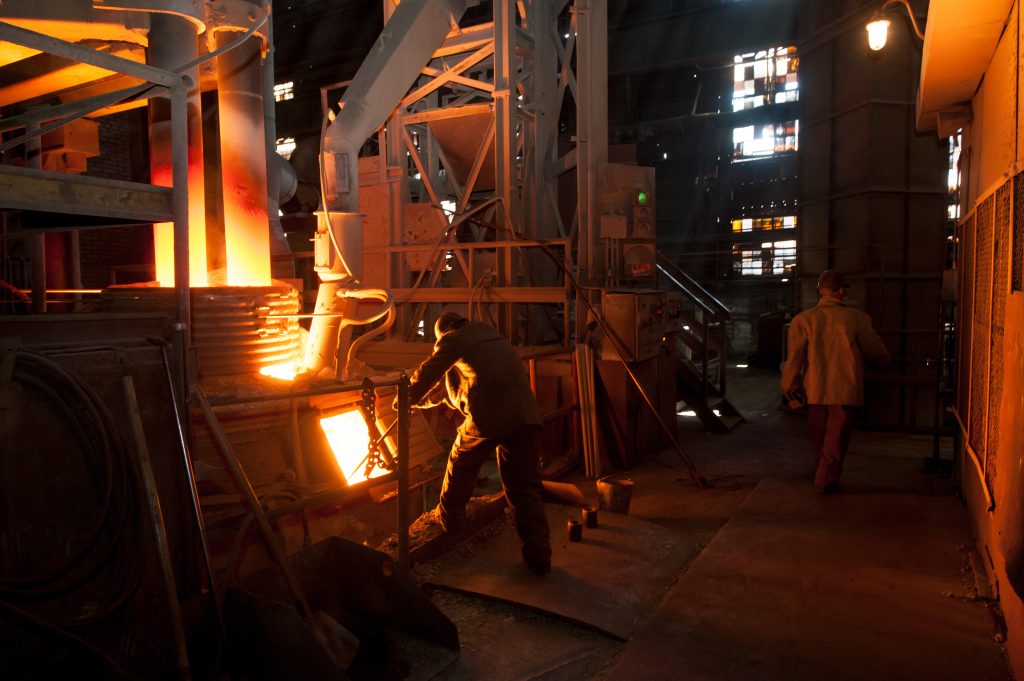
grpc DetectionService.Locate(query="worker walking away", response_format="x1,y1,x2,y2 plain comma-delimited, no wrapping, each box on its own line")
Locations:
404,312,552,575
781,271,890,494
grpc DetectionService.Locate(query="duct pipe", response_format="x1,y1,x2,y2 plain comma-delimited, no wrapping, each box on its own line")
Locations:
216,31,270,287
274,152,298,205
149,13,207,287
306,0,471,374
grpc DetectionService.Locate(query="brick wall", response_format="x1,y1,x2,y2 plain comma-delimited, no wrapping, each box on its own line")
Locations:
80,109,154,287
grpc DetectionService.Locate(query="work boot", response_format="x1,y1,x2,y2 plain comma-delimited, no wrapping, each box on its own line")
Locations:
522,544,551,576
816,481,841,495
525,559,550,576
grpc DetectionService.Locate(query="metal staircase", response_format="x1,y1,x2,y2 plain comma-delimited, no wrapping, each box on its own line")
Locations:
657,252,744,433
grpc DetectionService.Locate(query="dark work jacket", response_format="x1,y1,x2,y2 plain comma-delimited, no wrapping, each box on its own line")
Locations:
409,321,542,438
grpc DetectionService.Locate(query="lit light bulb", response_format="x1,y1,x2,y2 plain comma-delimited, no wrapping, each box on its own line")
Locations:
866,18,891,51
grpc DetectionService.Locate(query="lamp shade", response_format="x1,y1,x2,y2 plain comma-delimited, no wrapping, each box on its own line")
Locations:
866,18,891,51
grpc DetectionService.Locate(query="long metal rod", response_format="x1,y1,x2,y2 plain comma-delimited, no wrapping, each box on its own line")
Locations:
152,339,220,606
121,374,192,681
205,375,406,407
397,374,410,569
194,387,314,620
0,84,168,132
0,21,181,87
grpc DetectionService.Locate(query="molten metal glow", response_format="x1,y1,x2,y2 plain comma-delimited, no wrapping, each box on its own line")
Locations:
220,112,271,286
258,361,304,381
151,155,208,287
867,18,891,51
319,409,388,486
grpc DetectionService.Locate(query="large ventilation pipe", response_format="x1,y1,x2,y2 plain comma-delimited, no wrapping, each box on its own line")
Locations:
305,0,473,374
149,13,207,287
215,31,271,287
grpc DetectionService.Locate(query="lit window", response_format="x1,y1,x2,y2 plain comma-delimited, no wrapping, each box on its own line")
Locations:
732,46,799,112
733,120,799,160
275,137,296,159
947,130,961,221
273,81,294,102
730,215,798,233
733,239,797,276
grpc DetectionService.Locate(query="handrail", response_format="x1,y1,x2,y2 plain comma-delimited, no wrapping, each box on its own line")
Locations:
656,253,731,399
656,264,715,316
657,251,731,319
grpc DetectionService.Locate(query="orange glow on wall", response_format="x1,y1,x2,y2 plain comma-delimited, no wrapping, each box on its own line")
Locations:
319,409,389,486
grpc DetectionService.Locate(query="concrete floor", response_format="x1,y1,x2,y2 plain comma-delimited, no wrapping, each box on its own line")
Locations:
414,368,1012,680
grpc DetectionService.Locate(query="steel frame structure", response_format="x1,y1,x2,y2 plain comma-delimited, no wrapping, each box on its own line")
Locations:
343,0,606,345
0,20,193,394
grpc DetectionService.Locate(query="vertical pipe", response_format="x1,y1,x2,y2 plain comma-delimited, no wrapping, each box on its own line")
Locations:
262,12,293,277
171,81,192,397
69,230,82,304
149,14,207,287
397,374,410,570
701,321,709,402
26,121,44,313
216,32,271,287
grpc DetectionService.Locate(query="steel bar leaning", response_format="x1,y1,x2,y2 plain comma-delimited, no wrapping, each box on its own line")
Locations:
121,374,192,681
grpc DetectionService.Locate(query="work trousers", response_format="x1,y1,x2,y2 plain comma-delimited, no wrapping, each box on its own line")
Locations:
807,404,855,491
438,424,551,569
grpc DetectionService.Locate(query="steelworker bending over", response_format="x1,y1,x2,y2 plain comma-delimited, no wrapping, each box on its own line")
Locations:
405,312,551,575
781,271,890,494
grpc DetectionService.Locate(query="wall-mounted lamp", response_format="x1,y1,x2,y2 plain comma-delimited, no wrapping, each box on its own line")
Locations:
866,0,925,51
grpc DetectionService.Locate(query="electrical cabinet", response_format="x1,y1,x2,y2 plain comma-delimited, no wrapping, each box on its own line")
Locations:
601,290,665,362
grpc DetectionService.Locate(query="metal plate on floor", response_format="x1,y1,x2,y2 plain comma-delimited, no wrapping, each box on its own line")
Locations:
421,504,700,640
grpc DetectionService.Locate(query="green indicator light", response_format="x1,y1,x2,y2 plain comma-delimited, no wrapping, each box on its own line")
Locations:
637,190,649,205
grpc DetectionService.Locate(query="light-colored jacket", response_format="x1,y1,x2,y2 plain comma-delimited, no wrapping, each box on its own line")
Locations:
409,321,542,437
781,296,890,406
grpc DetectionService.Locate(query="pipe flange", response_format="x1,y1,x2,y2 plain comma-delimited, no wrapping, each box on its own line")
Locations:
204,0,269,54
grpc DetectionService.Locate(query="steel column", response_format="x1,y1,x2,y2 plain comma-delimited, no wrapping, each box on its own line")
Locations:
216,32,271,287
149,13,207,287
170,81,192,398
26,121,44,313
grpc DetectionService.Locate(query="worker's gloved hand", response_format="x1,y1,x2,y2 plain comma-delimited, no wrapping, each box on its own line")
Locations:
784,388,806,409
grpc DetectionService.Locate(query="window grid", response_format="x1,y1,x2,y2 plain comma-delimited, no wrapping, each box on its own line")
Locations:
732,120,798,160
732,46,799,112
273,81,294,102
733,239,797,276
731,215,796,233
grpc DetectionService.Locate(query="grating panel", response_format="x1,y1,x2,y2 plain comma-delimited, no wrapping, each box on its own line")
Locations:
958,215,975,421
1014,173,1024,291
986,184,1011,492
969,196,993,458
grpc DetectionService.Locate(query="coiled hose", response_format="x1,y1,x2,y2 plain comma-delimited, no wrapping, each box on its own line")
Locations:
0,350,142,626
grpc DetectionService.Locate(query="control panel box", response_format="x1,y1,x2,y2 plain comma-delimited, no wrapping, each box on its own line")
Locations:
601,290,666,362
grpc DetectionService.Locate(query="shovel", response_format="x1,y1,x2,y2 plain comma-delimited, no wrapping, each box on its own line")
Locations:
195,387,360,669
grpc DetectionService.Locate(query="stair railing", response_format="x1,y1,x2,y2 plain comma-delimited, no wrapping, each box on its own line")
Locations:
656,251,731,398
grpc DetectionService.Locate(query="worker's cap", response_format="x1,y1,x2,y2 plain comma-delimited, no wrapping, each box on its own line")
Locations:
817,270,850,291
434,311,466,338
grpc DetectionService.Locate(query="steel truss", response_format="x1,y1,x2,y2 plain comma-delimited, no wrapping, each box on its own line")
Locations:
346,0,605,346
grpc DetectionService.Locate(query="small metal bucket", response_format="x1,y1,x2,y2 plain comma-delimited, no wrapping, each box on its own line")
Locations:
596,475,634,514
